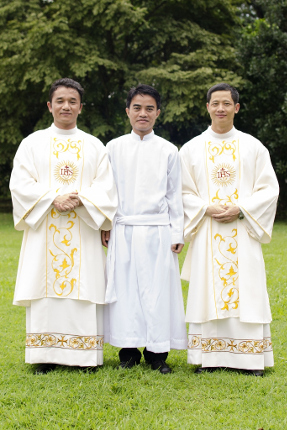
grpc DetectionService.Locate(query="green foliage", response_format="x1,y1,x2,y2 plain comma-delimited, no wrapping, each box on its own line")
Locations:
0,0,243,198
1,214,287,429
236,0,287,217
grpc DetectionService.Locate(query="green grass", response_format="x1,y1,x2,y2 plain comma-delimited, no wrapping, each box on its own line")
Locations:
0,213,286,429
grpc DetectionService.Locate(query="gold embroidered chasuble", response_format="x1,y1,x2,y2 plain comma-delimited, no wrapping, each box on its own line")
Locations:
180,127,279,324
10,124,118,306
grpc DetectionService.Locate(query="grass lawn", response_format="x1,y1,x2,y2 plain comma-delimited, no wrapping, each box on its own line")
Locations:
0,213,286,429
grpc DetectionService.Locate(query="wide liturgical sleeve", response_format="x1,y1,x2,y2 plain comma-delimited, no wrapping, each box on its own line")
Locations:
10,133,58,231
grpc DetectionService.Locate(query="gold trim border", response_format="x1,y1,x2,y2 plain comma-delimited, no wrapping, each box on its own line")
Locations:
26,333,104,350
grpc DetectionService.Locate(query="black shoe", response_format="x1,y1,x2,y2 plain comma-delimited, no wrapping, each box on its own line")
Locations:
194,367,217,374
249,369,264,377
118,357,141,369
150,360,172,374
34,363,57,375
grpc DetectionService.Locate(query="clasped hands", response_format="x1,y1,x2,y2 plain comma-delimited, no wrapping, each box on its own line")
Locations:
53,192,83,213
206,204,240,223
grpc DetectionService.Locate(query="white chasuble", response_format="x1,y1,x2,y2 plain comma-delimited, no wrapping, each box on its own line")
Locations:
10,124,118,307
180,127,279,325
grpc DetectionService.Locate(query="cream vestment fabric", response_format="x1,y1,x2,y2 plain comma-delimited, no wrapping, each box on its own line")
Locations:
180,126,279,369
10,124,118,365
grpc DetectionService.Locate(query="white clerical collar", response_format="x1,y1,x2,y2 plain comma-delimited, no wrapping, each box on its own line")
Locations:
207,126,237,140
131,130,154,141
51,123,78,135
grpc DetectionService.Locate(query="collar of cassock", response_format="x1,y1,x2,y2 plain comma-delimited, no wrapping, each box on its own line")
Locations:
51,123,78,135
207,126,237,140
131,130,154,141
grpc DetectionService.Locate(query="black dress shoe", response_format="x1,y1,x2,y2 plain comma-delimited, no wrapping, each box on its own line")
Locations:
249,369,264,377
194,366,217,374
150,360,172,374
118,357,141,369
34,363,57,375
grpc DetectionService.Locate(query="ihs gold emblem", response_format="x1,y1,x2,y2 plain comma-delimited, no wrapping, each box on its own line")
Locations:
211,163,236,187
54,160,79,185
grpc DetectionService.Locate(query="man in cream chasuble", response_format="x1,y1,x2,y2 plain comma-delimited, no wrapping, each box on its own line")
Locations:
180,83,279,375
10,78,118,374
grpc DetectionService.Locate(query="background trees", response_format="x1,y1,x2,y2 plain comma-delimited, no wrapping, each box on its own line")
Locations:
236,0,287,216
0,0,286,216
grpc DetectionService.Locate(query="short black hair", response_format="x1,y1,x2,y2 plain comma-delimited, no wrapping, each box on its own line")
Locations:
49,78,84,103
207,83,239,104
126,84,161,110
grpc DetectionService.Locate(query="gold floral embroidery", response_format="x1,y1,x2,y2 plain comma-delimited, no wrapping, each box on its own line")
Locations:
26,333,104,350
49,209,78,297
188,334,272,354
214,229,239,311
212,189,238,205
188,335,201,350
208,139,237,163
53,137,82,160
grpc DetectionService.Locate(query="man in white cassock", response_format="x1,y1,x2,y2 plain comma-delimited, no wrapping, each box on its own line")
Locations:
102,84,187,373
180,83,279,376
10,78,118,374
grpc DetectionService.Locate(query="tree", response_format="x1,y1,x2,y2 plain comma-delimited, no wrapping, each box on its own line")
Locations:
236,0,287,217
0,0,243,199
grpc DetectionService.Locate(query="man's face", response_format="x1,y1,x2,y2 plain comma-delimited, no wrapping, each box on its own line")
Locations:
206,90,240,133
126,94,160,138
47,86,82,130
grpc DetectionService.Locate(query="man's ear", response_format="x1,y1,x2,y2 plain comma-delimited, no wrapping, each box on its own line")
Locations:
47,101,52,113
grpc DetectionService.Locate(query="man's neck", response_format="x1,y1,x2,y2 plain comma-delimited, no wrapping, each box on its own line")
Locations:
132,129,153,140
210,124,234,134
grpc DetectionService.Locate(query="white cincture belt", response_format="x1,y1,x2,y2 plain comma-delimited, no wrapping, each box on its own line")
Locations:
105,213,170,303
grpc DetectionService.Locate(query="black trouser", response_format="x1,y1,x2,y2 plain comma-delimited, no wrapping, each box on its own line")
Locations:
119,347,168,363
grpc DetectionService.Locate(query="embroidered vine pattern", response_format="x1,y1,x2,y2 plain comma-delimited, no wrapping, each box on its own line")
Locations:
53,138,82,160
49,209,77,297
188,334,272,354
26,333,104,350
214,228,239,311
212,188,238,205
208,139,237,163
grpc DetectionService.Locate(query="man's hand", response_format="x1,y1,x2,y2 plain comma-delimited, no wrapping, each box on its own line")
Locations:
205,204,228,217
211,205,240,223
171,243,184,254
53,193,80,212
101,230,110,247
